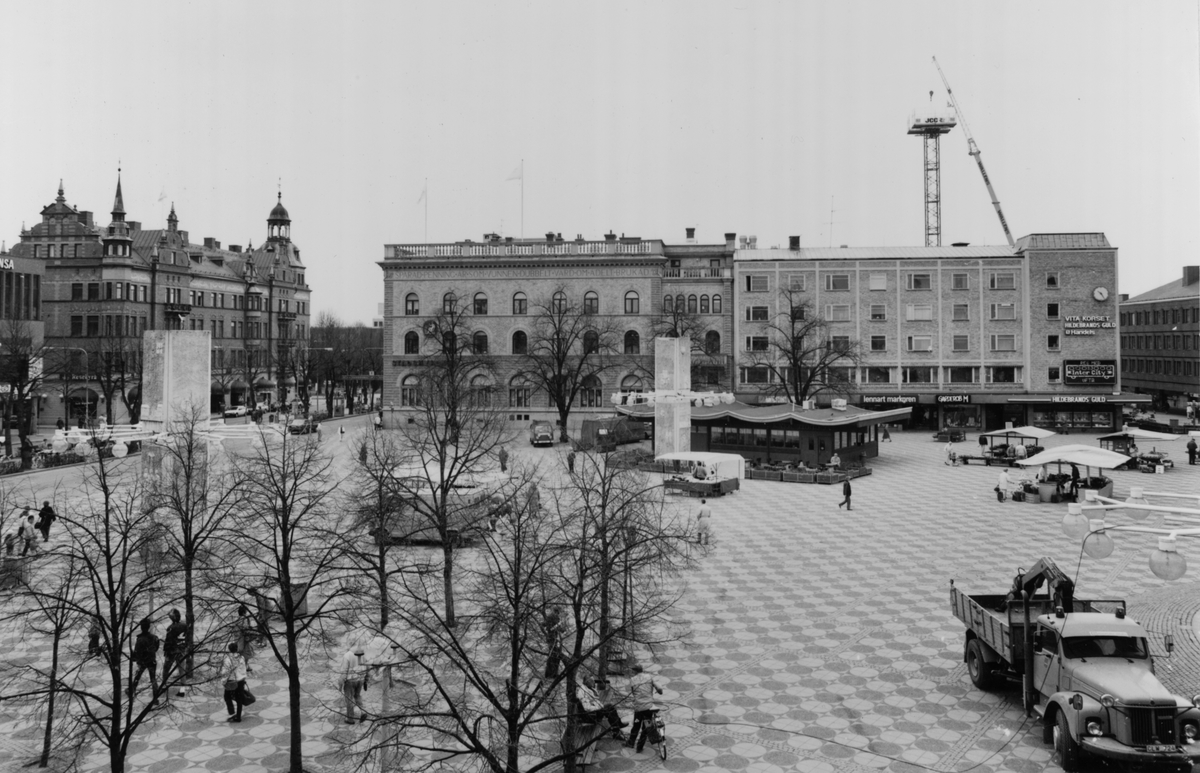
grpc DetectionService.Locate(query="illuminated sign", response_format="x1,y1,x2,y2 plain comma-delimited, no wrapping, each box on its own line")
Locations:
1062,315,1115,336
1050,395,1110,404
936,394,971,404
1063,359,1117,386
860,394,918,406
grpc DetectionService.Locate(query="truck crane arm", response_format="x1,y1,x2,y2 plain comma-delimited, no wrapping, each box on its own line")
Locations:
999,557,1075,614
933,57,1016,249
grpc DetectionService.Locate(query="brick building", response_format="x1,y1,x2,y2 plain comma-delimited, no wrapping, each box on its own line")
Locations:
9,178,312,424
732,233,1145,431
1118,265,1200,412
378,230,733,431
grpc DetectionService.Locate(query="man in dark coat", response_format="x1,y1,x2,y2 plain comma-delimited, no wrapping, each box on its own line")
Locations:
837,479,852,510
36,501,56,542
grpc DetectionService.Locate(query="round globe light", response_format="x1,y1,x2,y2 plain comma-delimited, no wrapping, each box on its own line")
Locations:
610,393,621,406
52,439,69,454
1083,521,1115,560
1149,536,1187,581
111,441,128,459
1125,486,1151,522
67,430,85,445
1062,503,1091,540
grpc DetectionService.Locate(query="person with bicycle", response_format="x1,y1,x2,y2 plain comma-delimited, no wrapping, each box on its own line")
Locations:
624,664,664,753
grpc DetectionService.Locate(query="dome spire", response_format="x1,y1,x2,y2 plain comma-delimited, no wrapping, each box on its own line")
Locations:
56,179,65,202
111,168,126,220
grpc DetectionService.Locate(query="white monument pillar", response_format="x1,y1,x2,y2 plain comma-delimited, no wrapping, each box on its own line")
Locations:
141,331,212,434
654,337,692,457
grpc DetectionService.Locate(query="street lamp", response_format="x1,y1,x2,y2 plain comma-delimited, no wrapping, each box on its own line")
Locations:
1064,490,1200,581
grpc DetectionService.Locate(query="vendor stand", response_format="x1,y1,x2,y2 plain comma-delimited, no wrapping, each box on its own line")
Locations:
657,452,743,497
1096,427,1181,472
1016,444,1129,503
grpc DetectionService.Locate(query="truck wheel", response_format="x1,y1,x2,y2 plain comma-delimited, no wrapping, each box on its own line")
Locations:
966,639,996,691
1054,711,1082,772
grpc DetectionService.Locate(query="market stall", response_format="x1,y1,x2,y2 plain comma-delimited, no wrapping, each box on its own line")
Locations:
1016,444,1130,502
961,426,1057,465
1096,428,1181,471
657,452,743,497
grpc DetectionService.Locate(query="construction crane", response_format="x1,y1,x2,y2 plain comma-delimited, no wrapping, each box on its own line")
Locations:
933,57,1015,248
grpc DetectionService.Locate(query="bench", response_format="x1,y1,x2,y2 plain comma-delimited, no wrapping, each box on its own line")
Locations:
562,717,610,767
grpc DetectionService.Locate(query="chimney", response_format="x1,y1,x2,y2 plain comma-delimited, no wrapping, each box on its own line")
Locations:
748,235,757,248
127,221,141,232
203,237,215,248
685,227,696,243
546,232,555,243
725,232,736,250
951,242,970,247
788,235,800,251
1184,265,1199,286
505,236,514,243
1118,293,1129,302
229,245,242,253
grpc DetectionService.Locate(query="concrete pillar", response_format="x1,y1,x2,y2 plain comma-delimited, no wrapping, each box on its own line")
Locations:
654,337,692,457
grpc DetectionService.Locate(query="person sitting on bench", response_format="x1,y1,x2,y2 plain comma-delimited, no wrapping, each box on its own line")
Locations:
573,678,626,740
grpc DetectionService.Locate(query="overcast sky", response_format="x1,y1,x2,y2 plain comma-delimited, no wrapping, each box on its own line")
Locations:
1,1,1196,324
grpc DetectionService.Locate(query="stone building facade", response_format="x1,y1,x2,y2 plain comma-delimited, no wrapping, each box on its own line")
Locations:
1119,265,1200,411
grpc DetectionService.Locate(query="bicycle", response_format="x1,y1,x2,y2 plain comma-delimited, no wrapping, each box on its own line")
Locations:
632,705,667,761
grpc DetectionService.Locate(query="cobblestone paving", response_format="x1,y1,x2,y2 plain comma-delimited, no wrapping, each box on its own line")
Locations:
0,427,1196,772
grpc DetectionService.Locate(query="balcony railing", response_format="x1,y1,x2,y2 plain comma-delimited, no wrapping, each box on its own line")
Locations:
663,267,731,279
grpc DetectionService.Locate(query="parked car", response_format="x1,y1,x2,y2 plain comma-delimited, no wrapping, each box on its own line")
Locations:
224,405,248,418
529,421,555,446
287,417,320,435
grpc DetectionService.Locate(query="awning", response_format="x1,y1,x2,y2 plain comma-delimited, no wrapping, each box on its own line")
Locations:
1096,428,1182,443
656,452,745,480
980,426,1057,442
1016,444,1131,470
1005,393,1152,404
617,400,910,428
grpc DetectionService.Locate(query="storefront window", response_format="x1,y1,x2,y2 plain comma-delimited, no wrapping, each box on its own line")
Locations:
941,406,980,429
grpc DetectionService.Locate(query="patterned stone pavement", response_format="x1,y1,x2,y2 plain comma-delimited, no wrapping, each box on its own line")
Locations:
0,427,1197,772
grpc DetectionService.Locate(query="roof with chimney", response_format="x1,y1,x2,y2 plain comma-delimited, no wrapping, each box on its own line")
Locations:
1121,266,1200,305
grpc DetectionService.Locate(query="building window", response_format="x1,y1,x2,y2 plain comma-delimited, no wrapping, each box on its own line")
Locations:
1046,272,1060,288
866,367,891,383
952,304,969,321
948,366,975,383
746,306,769,321
826,304,851,322
86,315,99,336
788,275,806,291
512,292,527,315
509,379,531,408
1047,302,1060,320
870,335,886,351
70,315,83,336
580,376,603,408
830,336,850,352
989,272,1016,290
1047,367,1061,383
675,293,685,311
405,293,419,315
624,330,640,355
907,335,933,352
990,334,1017,351
700,295,710,314
624,291,639,314
663,295,673,312
745,275,769,292
739,366,770,384
869,273,887,291
404,332,419,354
1047,334,1060,351
87,283,100,301
442,293,457,314
472,332,489,354
903,367,935,383
511,330,527,354
869,304,887,321
552,291,567,314
989,366,1018,383
906,273,932,290
745,336,769,352
704,330,721,354
825,274,849,291
583,330,599,354
469,375,492,408
952,273,969,290
990,303,1016,320
906,304,933,321
401,376,420,406
474,293,488,315
712,294,722,313
583,291,598,315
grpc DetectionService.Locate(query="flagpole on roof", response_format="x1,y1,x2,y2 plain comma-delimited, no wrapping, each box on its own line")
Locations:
424,178,428,245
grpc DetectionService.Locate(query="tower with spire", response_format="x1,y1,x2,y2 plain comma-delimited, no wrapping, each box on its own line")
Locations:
102,171,133,258
267,192,290,243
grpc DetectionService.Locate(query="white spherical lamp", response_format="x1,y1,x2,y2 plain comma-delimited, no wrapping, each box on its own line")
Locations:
1062,503,1090,540
1149,537,1187,581
1083,521,1115,560
1124,486,1151,522
52,439,68,454
67,430,84,445
111,441,128,459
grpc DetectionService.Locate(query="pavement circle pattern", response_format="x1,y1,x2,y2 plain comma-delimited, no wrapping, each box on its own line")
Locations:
0,426,1195,772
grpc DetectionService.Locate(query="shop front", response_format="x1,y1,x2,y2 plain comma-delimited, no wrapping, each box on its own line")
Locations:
1007,394,1151,433
936,394,980,430
858,394,923,427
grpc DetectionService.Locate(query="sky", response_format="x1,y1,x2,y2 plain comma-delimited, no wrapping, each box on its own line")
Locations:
1,1,1197,324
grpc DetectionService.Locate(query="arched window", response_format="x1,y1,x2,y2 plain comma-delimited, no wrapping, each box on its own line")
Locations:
472,331,489,354
442,292,457,314
705,330,721,354
509,376,531,408
624,330,640,355
473,293,488,315
401,375,420,406
404,331,420,354
512,292,527,315
583,291,599,315
687,295,698,314
712,294,722,314
552,291,567,314
700,295,710,314
624,291,639,315
470,374,492,407
512,330,528,355
580,375,603,408
663,295,674,312
620,375,644,394
675,294,685,312
442,331,457,354
583,330,599,355
405,293,419,315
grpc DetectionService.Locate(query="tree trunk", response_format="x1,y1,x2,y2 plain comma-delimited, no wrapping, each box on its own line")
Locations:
557,404,571,443
442,541,456,627
286,627,305,773
377,554,389,630
39,628,61,766
183,559,196,678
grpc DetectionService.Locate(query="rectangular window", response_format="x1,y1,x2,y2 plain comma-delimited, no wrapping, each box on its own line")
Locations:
70,315,83,336
474,296,489,315
746,306,769,321
788,275,806,291
740,366,770,384
745,336,769,352
952,304,969,321
1046,272,1060,288
907,335,932,352
1047,334,1060,351
870,335,886,352
824,274,849,291
826,304,851,322
990,303,1016,320
903,367,935,383
869,273,887,291
906,273,932,290
866,367,891,383
951,273,969,290
745,275,769,293
906,304,933,321
869,304,887,321
71,283,84,301
990,334,1017,351
989,366,1018,383
1047,302,1060,319
87,283,100,301
952,334,969,351
947,366,975,383
830,335,850,352
86,315,99,337
989,272,1016,290
624,294,639,314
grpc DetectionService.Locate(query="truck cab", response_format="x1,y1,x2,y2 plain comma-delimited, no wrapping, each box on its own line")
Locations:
529,421,554,446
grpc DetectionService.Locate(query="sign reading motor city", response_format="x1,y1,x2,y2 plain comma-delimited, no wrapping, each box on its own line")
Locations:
1062,315,1115,336
860,394,918,406
1063,359,1117,386
936,394,971,404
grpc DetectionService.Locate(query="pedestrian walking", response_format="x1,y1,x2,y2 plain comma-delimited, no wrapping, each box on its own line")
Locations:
162,609,188,696
36,501,56,542
339,425,345,442
996,469,1011,502
566,450,576,474
19,513,36,556
222,643,248,722
1188,438,1198,465
1069,464,1081,500
881,425,891,442
498,446,509,473
944,441,956,466
338,642,369,724
3,531,14,557
837,478,852,510
624,664,664,753
129,618,160,703
696,499,712,545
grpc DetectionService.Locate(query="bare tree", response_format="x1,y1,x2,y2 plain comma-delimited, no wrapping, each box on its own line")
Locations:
741,289,863,403
0,317,52,466
646,300,729,391
516,287,622,442
86,329,141,426
116,346,143,425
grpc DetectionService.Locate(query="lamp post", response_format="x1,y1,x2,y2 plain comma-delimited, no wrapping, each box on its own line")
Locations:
1064,491,1200,581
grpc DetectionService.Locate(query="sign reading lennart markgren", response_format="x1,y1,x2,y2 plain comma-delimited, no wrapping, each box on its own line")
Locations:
1063,359,1117,386
860,394,918,406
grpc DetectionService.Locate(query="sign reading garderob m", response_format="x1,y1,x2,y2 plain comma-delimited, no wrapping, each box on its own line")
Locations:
1063,359,1117,386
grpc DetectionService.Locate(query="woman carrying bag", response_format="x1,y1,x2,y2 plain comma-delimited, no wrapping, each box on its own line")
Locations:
222,643,251,722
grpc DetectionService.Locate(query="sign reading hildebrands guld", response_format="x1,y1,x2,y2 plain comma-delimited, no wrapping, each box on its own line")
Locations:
1063,359,1117,386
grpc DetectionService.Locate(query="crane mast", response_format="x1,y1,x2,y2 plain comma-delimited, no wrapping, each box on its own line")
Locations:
933,57,1015,248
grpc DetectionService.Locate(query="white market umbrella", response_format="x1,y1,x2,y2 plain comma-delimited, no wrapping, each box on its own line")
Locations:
1016,444,1131,480
980,426,1058,442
